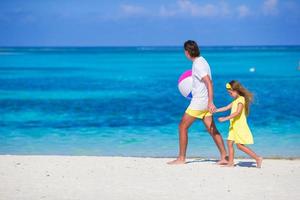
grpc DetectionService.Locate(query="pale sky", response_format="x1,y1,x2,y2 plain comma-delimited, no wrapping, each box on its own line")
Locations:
0,0,299,46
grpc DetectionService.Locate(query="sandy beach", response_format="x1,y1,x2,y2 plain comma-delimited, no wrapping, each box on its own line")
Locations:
0,156,299,200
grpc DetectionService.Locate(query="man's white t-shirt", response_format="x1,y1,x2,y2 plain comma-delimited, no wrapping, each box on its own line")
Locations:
188,56,212,111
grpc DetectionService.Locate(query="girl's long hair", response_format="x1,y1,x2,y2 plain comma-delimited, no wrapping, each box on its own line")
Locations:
228,80,253,116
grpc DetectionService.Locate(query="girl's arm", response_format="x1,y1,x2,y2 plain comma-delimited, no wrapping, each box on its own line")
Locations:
218,103,243,122
202,75,215,113
215,103,232,113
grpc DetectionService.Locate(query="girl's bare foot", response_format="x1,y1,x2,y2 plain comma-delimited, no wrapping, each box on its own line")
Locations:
256,157,263,168
167,159,186,165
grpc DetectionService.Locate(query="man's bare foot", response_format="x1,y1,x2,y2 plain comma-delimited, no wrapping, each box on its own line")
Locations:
216,159,228,165
167,159,186,165
221,162,235,167
256,157,263,168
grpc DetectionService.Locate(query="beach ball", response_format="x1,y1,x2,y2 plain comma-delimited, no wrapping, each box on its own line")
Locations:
178,70,192,99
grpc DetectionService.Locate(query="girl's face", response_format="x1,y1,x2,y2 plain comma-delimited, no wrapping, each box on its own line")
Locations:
227,89,239,98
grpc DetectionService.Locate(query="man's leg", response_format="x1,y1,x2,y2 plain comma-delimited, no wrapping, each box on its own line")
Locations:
167,113,196,164
202,115,228,164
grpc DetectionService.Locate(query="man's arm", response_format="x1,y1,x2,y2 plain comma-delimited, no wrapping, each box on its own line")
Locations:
202,75,216,113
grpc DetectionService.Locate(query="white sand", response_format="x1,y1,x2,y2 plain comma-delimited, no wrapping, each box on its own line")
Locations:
0,156,299,200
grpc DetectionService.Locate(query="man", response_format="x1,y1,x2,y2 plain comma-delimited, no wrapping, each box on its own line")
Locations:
168,40,227,165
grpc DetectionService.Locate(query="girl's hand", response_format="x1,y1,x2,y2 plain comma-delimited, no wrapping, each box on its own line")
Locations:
218,117,227,122
208,102,217,113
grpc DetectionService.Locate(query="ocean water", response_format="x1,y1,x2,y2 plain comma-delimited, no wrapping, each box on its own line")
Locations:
0,46,299,158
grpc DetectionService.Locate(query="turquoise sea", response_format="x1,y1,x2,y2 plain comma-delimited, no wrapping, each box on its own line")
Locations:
0,46,299,158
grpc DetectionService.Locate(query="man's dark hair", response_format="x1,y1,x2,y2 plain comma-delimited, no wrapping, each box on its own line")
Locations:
184,40,200,57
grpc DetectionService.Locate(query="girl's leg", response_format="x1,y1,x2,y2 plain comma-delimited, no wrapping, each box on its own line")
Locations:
225,140,235,167
236,144,263,168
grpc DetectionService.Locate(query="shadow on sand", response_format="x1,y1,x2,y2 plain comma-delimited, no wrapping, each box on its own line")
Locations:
235,161,257,168
185,159,257,168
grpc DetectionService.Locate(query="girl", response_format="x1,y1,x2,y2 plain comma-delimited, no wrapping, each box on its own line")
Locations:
216,80,262,168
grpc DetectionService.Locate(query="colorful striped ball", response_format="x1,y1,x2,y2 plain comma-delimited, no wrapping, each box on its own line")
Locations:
178,70,192,99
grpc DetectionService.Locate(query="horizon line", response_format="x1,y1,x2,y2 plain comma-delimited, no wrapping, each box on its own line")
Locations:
1,44,300,48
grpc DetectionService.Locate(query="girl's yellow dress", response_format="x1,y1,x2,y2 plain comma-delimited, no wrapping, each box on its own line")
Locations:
228,96,254,144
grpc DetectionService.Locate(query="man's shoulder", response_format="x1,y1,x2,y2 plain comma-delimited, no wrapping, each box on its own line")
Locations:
193,56,202,63
194,56,210,68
